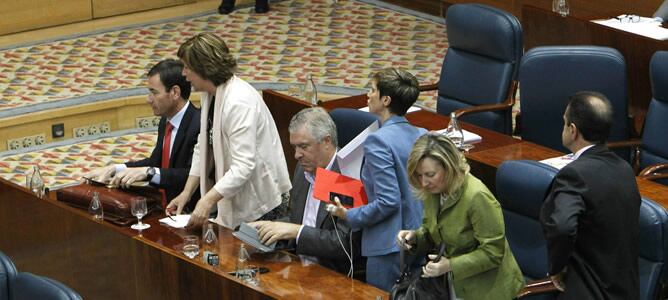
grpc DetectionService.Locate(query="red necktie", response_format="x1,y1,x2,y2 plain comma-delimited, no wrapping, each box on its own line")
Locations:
161,122,173,168
160,122,173,208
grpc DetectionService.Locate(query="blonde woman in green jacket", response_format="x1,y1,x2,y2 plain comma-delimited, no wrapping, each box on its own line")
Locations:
397,134,524,299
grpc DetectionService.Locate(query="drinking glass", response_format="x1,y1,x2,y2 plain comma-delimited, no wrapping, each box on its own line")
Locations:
182,235,200,259
130,197,150,231
243,265,261,286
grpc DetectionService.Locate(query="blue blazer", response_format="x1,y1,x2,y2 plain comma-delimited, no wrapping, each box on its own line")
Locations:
347,115,425,257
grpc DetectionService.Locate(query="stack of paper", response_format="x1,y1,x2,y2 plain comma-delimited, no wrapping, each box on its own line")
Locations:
434,128,483,144
539,154,575,170
592,17,668,40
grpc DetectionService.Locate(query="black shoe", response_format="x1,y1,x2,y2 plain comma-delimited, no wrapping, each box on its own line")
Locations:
255,5,269,13
218,4,234,14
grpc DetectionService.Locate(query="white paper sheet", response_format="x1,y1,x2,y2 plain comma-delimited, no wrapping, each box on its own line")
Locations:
539,154,575,170
434,128,483,144
159,214,191,228
336,121,379,179
592,18,668,40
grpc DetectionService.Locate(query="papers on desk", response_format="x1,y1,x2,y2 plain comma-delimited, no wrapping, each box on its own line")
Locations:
358,106,421,113
539,154,575,170
592,16,668,40
159,214,191,228
336,121,379,179
434,128,483,144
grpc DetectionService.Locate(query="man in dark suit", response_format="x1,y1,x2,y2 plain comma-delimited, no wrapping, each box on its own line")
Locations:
540,91,641,299
85,59,201,212
251,107,364,278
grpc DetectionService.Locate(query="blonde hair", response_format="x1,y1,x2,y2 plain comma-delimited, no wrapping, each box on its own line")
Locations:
177,32,237,86
407,133,470,201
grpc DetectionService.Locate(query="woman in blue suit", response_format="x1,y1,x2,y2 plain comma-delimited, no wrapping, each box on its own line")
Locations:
331,68,426,291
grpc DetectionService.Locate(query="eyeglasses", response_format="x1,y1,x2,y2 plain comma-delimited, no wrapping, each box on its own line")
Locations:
616,14,640,23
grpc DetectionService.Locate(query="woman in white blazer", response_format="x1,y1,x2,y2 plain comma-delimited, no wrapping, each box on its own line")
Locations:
167,32,291,229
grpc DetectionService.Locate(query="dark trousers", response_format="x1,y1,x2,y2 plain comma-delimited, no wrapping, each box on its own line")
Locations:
220,0,269,11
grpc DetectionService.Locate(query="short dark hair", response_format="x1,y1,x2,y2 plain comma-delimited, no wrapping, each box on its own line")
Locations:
565,91,613,143
373,68,420,115
177,32,237,86
147,59,191,100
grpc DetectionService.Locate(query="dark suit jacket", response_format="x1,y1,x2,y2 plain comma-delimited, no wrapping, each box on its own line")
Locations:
126,102,201,211
288,163,365,279
540,144,640,300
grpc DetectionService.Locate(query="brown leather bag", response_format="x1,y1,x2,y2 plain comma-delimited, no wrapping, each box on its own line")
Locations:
56,183,161,226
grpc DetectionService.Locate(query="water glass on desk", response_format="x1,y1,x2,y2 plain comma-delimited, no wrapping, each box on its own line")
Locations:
183,235,200,259
130,197,150,231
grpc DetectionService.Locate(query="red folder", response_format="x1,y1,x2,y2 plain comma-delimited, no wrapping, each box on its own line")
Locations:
313,168,368,208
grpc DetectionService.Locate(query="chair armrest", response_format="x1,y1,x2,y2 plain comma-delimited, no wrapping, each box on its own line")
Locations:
454,80,518,118
517,278,560,298
606,139,641,149
639,163,668,181
419,83,438,92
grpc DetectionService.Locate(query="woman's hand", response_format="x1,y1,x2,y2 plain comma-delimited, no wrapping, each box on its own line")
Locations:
396,230,416,250
166,192,191,216
328,197,348,219
421,254,451,277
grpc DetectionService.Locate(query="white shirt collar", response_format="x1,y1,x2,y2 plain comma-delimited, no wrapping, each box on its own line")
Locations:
166,101,190,130
572,144,595,160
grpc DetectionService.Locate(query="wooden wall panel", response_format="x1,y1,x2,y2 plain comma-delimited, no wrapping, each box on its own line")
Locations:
0,0,92,35
92,0,195,18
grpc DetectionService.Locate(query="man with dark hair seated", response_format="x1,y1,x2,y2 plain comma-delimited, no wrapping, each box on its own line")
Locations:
84,59,201,212
540,91,641,299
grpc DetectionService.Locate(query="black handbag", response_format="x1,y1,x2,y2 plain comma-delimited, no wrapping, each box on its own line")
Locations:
390,243,451,300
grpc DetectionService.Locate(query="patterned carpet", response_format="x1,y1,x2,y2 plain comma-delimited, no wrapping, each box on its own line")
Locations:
0,0,448,188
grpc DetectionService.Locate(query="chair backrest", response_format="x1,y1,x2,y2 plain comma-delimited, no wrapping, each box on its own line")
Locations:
437,4,523,134
328,108,378,148
11,273,81,300
637,197,668,300
641,51,668,184
496,160,557,283
497,160,668,300
519,46,630,157
0,252,17,300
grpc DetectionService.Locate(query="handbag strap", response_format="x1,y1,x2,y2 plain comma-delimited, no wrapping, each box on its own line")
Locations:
399,242,447,275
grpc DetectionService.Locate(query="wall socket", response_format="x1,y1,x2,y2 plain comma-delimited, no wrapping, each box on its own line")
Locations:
73,122,111,138
135,116,160,129
7,134,46,151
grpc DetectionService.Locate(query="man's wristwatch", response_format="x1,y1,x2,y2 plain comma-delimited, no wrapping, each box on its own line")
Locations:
146,167,157,181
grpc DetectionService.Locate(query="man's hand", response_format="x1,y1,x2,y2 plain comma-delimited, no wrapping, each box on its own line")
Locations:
253,221,300,245
396,230,416,250
110,167,148,188
83,165,116,183
421,254,451,277
328,197,348,219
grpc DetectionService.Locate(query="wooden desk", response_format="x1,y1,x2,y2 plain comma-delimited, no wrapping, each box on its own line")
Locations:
522,5,668,129
262,89,668,208
0,179,386,300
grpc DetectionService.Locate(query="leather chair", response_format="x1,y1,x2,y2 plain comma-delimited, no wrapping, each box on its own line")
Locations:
329,108,378,148
628,51,668,185
0,252,17,300
518,46,631,159
496,160,668,300
420,3,523,135
496,160,559,299
0,251,81,300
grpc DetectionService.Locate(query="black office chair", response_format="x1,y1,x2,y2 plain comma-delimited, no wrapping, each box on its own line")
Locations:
421,3,523,135
519,46,632,160
329,108,378,148
0,251,81,300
